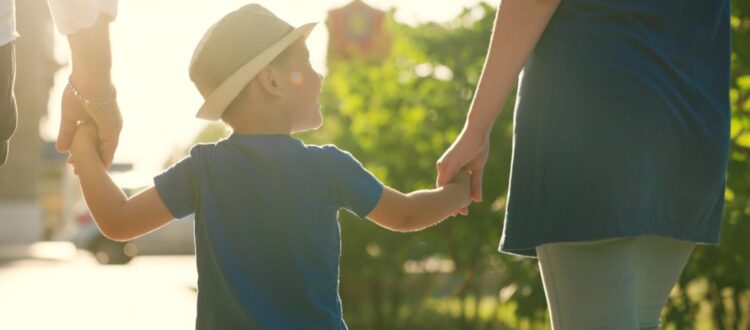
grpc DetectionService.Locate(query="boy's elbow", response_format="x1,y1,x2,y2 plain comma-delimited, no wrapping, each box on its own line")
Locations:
393,215,418,233
371,191,423,232
391,207,421,232
96,216,133,242
98,224,129,242
372,212,415,233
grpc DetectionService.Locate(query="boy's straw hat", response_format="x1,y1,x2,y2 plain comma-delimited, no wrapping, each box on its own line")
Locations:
190,4,316,120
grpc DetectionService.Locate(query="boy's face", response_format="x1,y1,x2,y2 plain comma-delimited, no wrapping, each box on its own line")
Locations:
275,40,323,133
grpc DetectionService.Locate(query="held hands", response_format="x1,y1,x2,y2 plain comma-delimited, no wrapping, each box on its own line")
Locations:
70,120,99,152
68,120,101,174
450,169,473,215
56,77,122,169
437,127,491,216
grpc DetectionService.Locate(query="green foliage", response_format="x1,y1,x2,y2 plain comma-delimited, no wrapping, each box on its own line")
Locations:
302,2,750,329
302,4,547,329
191,2,750,328
663,2,750,329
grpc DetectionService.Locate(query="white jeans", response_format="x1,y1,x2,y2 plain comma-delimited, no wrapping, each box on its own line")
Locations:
536,236,696,330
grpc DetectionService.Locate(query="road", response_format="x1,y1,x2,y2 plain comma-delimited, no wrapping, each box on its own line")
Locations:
0,242,197,330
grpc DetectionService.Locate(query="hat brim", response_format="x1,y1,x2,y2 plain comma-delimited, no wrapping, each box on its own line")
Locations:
195,22,317,121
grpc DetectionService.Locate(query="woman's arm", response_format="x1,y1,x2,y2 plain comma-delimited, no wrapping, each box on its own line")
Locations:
54,10,122,169
366,171,471,232
466,0,560,136
437,0,560,202
71,124,173,242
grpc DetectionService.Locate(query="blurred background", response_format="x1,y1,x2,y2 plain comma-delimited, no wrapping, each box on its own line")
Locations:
1,0,749,329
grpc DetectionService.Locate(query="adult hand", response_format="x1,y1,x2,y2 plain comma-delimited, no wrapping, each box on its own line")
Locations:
56,78,122,168
55,14,120,168
436,128,490,215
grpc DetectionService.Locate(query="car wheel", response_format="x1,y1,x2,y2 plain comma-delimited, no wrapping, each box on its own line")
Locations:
91,236,135,265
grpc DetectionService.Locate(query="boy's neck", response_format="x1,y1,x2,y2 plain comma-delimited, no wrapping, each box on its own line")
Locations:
227,106,292,136
232,123,290,136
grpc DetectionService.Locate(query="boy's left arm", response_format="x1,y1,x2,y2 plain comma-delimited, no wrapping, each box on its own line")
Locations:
366,171,472,232
71,123,173,241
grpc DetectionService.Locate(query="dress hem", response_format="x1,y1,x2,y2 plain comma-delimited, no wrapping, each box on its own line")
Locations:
498,224,720,258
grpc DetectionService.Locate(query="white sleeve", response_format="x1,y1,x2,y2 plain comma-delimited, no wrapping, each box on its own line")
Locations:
46,0,118,35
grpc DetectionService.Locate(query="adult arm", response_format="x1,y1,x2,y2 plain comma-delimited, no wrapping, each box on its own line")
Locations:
48,0,122,168
436,0,560,207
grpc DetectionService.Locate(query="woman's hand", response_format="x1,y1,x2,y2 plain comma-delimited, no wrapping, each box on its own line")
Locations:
57,79,122,169
56,14,121,169
435,0,560,215
436,127,491,215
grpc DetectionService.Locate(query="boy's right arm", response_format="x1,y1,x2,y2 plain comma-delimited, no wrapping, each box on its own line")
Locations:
71,123,174,241
366,171,472,232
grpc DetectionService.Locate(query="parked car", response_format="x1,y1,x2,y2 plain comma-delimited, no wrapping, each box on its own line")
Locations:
70,187,195,265
73,211,195,265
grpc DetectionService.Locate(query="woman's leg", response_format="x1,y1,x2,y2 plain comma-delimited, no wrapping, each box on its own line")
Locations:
537,238,639,330
633,236,695,330
537,236,696,330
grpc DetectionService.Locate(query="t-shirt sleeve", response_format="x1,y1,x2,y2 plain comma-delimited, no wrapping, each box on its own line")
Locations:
153,153,196,219
327,146,384,218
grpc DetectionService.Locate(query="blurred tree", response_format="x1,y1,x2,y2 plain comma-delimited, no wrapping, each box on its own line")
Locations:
302,3,547,329
187,2,750,328
162,122,229,168
663,2,750,329
305,1,750,329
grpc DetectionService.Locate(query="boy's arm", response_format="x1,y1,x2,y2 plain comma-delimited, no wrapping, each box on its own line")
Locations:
71,124,173,242
366,171,471,232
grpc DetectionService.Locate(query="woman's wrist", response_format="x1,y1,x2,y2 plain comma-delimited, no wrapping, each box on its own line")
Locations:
68,75,117,110
68,73,115,102
462,114,492,146
67,15,114,97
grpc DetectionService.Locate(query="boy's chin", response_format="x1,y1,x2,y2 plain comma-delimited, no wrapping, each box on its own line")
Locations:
291,116,323,134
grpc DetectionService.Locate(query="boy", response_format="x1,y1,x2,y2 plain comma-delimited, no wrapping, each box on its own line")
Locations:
69,4,471,329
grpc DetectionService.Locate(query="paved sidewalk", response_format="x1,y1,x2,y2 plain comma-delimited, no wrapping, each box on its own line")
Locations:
0,241,78,261
0,246,197,330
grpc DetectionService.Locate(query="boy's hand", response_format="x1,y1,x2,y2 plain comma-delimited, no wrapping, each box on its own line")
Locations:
437,129,490,203
69,121,101,169
450,169,472,216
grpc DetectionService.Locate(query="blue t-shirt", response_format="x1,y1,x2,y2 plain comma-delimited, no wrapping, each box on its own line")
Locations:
154,134,384,329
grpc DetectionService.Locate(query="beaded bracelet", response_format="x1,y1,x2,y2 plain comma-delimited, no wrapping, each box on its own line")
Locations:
67,76,117,109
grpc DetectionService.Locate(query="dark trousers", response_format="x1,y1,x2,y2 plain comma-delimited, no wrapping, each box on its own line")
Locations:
0,41,17,166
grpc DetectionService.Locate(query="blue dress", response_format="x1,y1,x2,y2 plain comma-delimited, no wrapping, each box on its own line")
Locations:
499,0,731,257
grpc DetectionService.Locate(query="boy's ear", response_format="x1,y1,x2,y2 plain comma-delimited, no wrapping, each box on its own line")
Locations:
256,66,285,98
